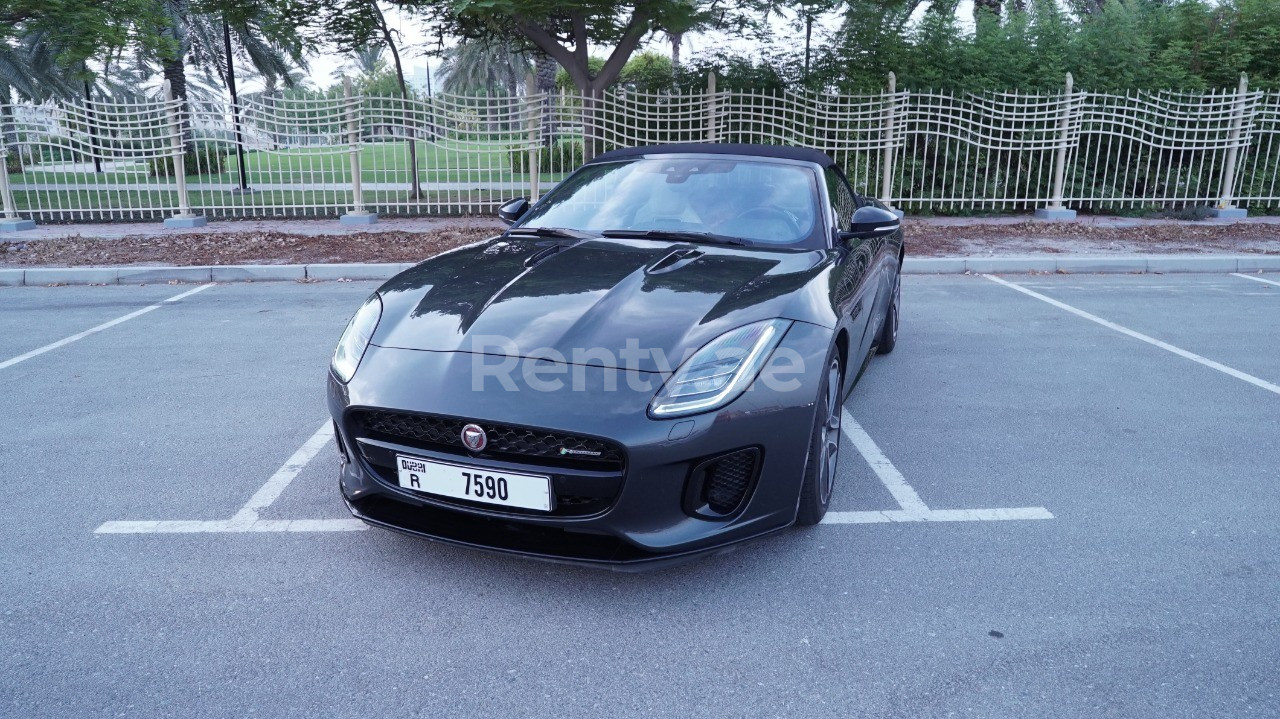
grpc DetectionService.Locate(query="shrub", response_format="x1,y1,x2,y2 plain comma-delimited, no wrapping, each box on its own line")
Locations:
38,137,87,163
509,141,584,174
147,144,227,177
4,152,20,175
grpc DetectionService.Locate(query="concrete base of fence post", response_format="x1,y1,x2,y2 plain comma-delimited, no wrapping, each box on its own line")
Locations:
0,217,36,232
164,214,208,229
1209,206,1247,219
1034,207,1077,221
340,212,378,227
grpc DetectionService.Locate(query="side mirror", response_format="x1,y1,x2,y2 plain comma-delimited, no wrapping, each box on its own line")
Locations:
497,197,530,225
840,206,900,242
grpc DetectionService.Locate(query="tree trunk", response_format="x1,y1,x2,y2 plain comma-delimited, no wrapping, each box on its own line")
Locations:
223,17,250,191
161,53,195,154
533,51,557,147
804,15,813,86
670,32,683,69
2,85,18,161
513,7,652,162
371,1,420,200
83,79,103,173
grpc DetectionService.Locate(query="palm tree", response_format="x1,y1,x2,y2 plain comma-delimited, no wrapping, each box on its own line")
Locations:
98,48,159,102
531,50,558,147
1,30,79,162
0,30,78,103
149,0,305,148
658,0,700,70
438,39,531,96
347,44,387,84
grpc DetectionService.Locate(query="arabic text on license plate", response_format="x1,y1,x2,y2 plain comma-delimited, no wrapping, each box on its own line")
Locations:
395,455,552,512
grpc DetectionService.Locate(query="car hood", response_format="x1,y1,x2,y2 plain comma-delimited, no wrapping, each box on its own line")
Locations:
373,236,830,373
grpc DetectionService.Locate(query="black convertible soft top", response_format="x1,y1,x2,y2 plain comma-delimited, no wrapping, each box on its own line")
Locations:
588,143,836,168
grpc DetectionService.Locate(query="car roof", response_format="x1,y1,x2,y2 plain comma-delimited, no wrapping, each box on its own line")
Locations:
587,143,836,168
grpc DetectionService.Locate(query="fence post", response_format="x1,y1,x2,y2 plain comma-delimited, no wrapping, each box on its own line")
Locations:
162,79,207,228
879,72,901,216
1034,73,1077,221
1212,73,1251,219
525,74,541,203
0,145,36,232
705,72,718,143
340,76,377,226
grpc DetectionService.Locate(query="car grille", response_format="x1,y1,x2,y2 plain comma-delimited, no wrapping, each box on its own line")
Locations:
347,408,626,518
354,409,624,470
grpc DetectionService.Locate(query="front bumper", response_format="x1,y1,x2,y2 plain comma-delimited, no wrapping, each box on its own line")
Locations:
328,322,832,569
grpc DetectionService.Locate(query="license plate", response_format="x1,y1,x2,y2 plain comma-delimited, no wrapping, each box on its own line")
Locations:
395,455,552,512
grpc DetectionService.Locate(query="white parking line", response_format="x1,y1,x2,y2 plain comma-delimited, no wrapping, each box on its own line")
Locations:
839,411,928,513
0,283,215,371
101,411,1051,533
824,507,1055,524
232,422,334,522
984,274,1280,397
95,420,366,535
95,519,366,533
1232,272,1280,288
824,413,1053,524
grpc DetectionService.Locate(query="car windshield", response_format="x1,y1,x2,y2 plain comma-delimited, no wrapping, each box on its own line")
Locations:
515,157,822,249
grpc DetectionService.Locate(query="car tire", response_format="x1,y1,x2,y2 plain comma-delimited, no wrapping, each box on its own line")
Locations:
876,271,900,355
796,349,843,526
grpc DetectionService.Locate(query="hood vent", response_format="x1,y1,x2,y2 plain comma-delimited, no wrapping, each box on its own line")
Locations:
646,248,703,275
524,242,571,268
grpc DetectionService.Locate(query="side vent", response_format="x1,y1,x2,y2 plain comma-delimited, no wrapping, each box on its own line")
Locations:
683,448,762,519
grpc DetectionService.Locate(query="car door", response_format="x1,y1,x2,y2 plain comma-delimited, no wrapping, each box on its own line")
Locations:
848,191,893,344
824,167,877,382
857,192,903,344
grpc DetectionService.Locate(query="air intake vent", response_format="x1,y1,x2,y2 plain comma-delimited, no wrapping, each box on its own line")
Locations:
685,448,761,518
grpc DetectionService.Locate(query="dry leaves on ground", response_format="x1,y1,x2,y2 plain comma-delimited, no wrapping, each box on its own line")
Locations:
1,220,1277,267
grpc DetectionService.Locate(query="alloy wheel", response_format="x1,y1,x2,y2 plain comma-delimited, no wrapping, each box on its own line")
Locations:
818,357,843,505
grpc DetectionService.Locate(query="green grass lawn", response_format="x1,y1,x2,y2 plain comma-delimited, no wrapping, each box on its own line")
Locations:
9,139,581,188
10,185,519,220
9,141,577,187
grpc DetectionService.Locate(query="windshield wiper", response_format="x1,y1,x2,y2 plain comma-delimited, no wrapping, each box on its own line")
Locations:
599,229,747,246
506,226,593,239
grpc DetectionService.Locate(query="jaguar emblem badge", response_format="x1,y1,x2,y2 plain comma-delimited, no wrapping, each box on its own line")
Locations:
460,424,487,452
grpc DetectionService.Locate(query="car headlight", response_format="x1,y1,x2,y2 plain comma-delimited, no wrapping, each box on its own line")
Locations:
649,319,792,419
331,293,383,383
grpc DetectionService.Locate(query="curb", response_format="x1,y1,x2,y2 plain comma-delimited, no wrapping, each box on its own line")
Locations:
2,256,1278,287
901,255,1280,275
0,263,415,286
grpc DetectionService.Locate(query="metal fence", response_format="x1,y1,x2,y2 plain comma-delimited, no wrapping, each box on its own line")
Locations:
2,73,1277,224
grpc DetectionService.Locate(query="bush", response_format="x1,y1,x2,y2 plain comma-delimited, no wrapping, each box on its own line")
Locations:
38,137,88,163
620,52,675,93
147,144,227,178
509,141,584,174
4,152,20,175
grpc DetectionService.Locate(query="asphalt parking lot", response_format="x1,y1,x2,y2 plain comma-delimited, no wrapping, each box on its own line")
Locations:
2,272,1278,718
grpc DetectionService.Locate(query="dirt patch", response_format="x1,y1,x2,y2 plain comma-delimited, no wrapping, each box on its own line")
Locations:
1,220,1277,267
0,226,498,267
905,220,1280,256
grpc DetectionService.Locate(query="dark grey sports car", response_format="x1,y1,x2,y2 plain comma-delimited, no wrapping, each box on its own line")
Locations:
327,143,903,568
